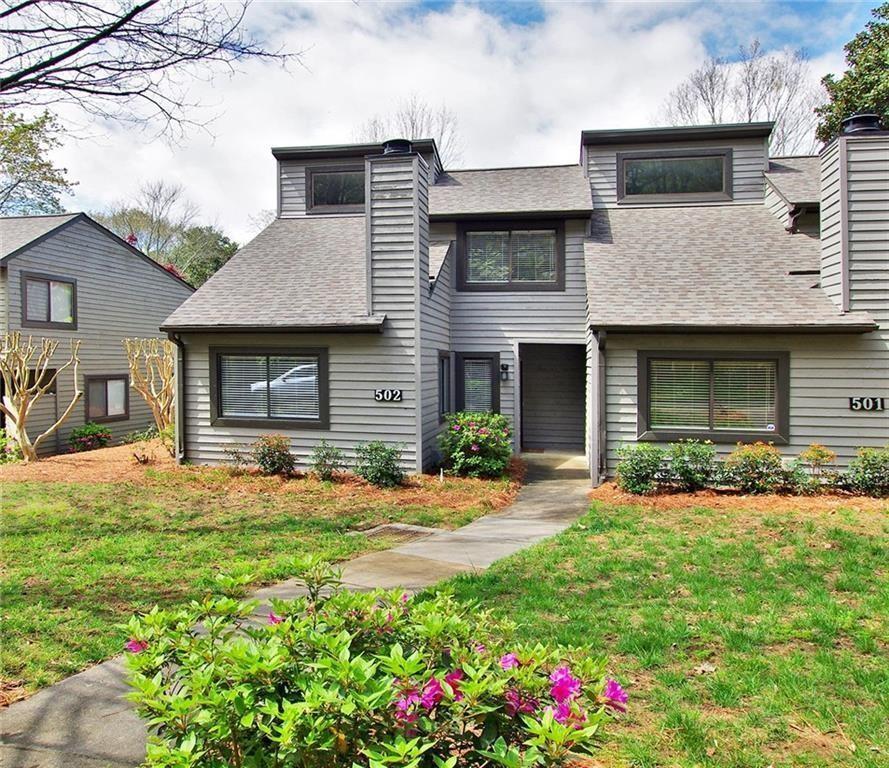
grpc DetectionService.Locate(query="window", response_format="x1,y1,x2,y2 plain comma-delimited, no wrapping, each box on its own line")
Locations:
85,375,129,423
307,167,365,212
22,273,76,328
617,149,732,203
458,222,564,291
210,348,329,428
456,352,500,413
27,368,57,394
438,352,452,420
637,351,789,443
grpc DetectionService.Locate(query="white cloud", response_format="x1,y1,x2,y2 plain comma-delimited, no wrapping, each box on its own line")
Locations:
49,1,846,243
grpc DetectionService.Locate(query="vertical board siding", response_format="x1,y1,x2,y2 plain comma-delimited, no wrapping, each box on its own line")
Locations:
586,137,768,208
819,140,844,307
4,219,193,452
0,268,7,331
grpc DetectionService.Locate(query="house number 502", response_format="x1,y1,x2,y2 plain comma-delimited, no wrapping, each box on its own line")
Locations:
374,389,403,402
849,396,885,411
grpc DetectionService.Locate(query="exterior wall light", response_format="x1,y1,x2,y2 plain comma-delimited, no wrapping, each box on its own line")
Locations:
500,363,509,381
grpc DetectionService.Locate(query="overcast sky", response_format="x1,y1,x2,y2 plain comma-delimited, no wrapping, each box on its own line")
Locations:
52,0,873,243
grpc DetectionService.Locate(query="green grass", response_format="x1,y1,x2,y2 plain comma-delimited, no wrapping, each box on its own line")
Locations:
446,501,889,767
1,466,511,695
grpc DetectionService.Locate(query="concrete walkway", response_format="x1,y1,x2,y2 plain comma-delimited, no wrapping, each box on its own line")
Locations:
0,454,590,768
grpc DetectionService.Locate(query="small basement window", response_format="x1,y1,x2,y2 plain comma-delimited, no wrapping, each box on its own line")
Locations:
307,167,365,212
22,273,76,329
617,149,733,203
637,351,789,443
85,375,129,423
210,348,329,429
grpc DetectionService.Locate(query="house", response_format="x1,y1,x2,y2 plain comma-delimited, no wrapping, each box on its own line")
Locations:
161,119,888,483
0,213,194,453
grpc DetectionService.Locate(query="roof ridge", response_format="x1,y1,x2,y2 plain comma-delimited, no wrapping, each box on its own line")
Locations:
0,212,80,221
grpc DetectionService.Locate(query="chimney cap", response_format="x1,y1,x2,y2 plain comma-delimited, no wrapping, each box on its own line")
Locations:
382,138,412,155
841,113,882,134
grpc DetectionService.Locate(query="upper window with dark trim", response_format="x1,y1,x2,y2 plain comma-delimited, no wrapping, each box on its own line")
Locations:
307,166,365,212
22,272,77,329
617,149,733,203
637,351,789,443
457,221,565,291
210,348,329,429
85,375,129,423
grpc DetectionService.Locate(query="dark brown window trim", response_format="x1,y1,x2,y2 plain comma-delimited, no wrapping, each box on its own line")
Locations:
209,346,330,430
84,374,130,424
305,164,366,214
438,350,452,422
616,148,734,204
636,350,790,444
456,220,566,292
21,271,78,330
455,351,501,413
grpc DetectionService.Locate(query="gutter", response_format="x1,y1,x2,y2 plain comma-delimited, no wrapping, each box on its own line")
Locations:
166,332,186,463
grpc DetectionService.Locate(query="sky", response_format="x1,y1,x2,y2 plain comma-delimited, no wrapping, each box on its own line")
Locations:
50,0,874,244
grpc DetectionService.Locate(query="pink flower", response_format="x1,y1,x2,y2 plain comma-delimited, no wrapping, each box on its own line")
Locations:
420,677,444,709
268,612,283,625
479,428,489,435
470,444,480,452
445,669,464,701
547,701,588,728
500,652,519,670
125,639,148,654
549,666,582,703
400,592,410,603
505,688,538,716
601,678,628,713
474,642,487,654
452,424,461,431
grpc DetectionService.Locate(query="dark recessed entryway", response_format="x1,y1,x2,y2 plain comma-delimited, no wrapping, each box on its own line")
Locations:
519,343,586,452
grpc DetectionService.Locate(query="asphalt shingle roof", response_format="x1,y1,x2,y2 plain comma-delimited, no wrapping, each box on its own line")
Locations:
584,204,875,331
162,216,382,331
429,241,452,282
429,165,592,217
765,156,821,205
0,214,80,259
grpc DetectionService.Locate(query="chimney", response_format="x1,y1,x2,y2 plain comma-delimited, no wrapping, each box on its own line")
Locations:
841,113,883,135
382,138,412,155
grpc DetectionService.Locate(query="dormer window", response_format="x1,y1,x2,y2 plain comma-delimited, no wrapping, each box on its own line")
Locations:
617,149,733,203
307,167,365,213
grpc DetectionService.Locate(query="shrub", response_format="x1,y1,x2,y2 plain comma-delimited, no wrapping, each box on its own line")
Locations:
120,426,159,444
355,440,404,487
125,561,624,768
799,443,837,485
616,443,665,494
68,422,113,452
722,442,785,493
667,440,716,491
0,428,22,464
251,434,295,476
439,411,513,478
310,439,345,481
845,446,889,497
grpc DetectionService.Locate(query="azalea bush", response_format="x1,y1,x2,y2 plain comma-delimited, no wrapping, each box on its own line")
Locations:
68,421,112,452
439,412,512,478
355,441,405,487
667,440,716,491
125,559,626,767
844,446,889,497
252,433,295,476
0,427,21,464
721,441,786,494
616,443,665,494
311,439,345,481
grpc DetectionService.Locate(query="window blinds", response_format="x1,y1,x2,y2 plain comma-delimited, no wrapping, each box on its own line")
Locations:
463,358,493,413
219,354,320,420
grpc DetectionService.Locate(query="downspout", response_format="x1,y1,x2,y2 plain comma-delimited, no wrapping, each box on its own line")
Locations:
166,332,186,462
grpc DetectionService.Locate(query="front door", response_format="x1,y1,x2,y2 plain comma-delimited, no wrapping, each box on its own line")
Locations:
520,343,585,451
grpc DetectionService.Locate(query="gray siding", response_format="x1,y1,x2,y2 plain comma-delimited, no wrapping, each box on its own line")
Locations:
585,137,769,208
0,267,7,332
520,343,585,451
819,140,844,308
764,179,790,227
420,242,452,468
3,218,193,452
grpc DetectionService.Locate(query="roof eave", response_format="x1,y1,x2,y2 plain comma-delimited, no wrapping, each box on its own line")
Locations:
581,121,775,146
272,139,438,162
591,321,879,334
429,208,593,221
161,318,387,334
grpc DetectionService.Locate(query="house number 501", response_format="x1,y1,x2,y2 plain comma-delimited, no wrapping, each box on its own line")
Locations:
374,389,403,402
849,396,885,411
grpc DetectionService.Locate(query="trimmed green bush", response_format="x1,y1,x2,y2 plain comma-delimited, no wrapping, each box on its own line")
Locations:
355,440,404,487
439,411,513,478
845,446,889,497
251,434,295,476
722,442,784,494
616,443,665,494
68,422,113,452
125,561,624,767
310,439,345,481
667,440,716,491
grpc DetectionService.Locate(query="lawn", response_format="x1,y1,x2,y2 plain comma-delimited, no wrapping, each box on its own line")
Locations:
0,442,518,702
446,495,888,768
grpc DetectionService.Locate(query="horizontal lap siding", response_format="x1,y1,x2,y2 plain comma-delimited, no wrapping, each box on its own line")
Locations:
444,219,589,449
586,137,768,208
4,219,193,452
420,240,451,468
604,332,889,472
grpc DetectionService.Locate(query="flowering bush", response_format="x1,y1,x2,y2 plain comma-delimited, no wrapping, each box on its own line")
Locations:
0,427,22,464
667,440,716,491
68,422,112,452
355,440,405,487
844,446,889,497
252,434,295,476
439,412,513,478
616,443,665,494
721,442,785,493
125,560,625,767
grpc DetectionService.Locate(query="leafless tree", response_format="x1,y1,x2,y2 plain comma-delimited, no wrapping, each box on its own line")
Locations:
660,41,823,155
0,0,294,137
124,338,175,452
356,94,463,167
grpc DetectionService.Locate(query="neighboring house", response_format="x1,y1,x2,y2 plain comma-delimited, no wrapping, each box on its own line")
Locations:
0,213,194,453
162,120,888,483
